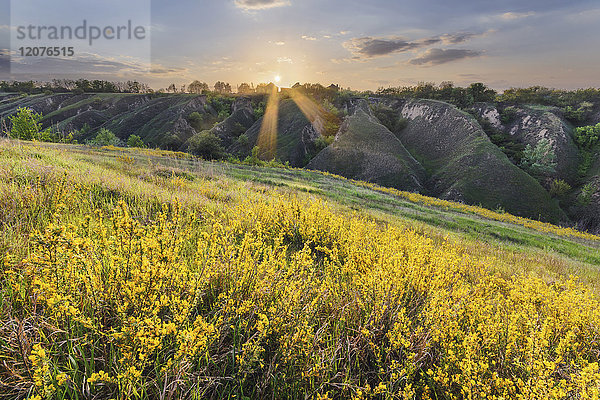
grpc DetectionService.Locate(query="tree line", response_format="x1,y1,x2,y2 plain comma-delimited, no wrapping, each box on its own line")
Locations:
0,79,152,94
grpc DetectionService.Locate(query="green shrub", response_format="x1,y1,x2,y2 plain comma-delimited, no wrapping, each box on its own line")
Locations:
8,107,42,140
578,151,594,178
217,110,230,121
188,131,225,160
371,104,408,134
236,134,249,147
549,179,571,198
127,134,146,148
519,138,557,177
253,102,266,119
563,102,593,124
314,135,334,152
577,183,596,206
91,128,120,146
243,146,264,166
187,112,205,131
499,107,518,125
574,123,600,149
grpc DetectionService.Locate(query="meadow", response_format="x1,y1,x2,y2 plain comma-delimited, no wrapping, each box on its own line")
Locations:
0,140,599,399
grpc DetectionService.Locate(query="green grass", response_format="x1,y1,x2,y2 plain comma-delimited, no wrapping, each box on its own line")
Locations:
2,139,597,288
1,139,600,399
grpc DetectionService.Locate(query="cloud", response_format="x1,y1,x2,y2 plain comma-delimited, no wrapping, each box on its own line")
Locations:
564,8,600,23
7,52,160,77
234,0,290,11
344,36,424,58
344,31,487,59
409,48,482,66
499,11,535,20
277,56,292,64
301,35,317,41
440,32,480,44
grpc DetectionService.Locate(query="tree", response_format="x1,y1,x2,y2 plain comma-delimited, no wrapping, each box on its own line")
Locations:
127,134,145,148
467,83,497,103
519,138,557,177
167,83,177,93
255,83,270,94
8,107,42,140
91,128,120,146
189,80,209,94
237,83,253,94
214,81,232,94
187,131,225,159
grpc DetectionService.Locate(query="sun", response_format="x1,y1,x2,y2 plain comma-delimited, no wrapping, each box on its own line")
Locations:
274,75,281,83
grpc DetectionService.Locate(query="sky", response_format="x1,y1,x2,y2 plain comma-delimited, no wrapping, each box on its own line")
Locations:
1,0,599,91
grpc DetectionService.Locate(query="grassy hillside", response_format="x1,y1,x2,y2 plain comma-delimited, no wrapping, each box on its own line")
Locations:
3,92,598,230
397,99,566,223
232,99,323,166
0,93,213,149
308,100,426,193
1,140,599,399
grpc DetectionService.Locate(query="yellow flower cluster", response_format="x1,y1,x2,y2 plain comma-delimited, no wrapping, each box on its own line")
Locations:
4,185,599,398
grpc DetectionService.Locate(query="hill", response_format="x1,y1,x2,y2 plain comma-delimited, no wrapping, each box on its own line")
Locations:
0,140,598,399
229,98,325,166
389,99,565,222
308,99,425,192
1,91,599,231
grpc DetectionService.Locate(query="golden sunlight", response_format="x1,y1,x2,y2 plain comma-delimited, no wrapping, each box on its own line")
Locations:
257,84,280,160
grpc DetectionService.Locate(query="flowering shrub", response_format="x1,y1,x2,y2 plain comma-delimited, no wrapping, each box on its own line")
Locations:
2,189,599,399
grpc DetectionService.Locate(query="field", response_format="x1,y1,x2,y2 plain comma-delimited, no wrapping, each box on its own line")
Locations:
0,140,599,399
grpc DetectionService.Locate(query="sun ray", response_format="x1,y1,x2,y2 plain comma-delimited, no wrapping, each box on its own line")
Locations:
257,84,280,160
289,88,327,135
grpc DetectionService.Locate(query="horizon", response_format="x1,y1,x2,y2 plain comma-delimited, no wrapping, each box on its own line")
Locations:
2,78,600,95
1,0,599,91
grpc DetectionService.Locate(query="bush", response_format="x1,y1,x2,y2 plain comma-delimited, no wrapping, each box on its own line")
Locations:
499,107,518,125
91,128,120,146
253,101,266,119
236,134,249,147
187,112,205,131
243,146,263,166
519,138,557,177
8,107,42,140
188,131,225,160
217,110,230,122
314,135,334,152
371,104,408,134
127,134,145,148
578,151,594,178
577,183,596,206
563,102,593,124
549,179,571,198
574,123,600,149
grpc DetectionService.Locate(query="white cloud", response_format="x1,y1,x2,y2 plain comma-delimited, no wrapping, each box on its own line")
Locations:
499,11,536,20
234,0,290,11
302,35,317,41
277,56,293,64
